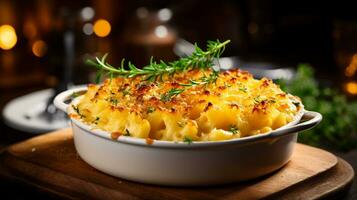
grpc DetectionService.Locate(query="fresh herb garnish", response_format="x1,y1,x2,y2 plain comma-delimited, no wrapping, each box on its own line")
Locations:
86,40,230,83
159,71,220,102
87,40,230,102
160,88,185,102
122,89,130,96
147,107,155,113
253,96,262,104
239,86,247,93
124,129,131,136
183,136,193,144
93,117,100,124
199,70,219,85
72,105,84,118
72,105,80,114
228,125,239,134
106,97,119,106
269,99,277,103
180,70,219,87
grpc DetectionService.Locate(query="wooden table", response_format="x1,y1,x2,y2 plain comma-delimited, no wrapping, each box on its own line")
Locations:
0,129,354,200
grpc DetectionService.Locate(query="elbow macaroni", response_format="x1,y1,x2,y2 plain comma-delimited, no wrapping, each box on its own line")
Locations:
71,69,302,142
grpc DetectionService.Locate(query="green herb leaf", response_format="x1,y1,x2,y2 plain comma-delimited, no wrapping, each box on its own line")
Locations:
122,89,130,96
253,96,262,104
228,125,239,134
87,40,229,103
72,105,84,118
239,86,247,93
106,97,119,106
183,136,193,144
124,129,131,136
86,40,230,82
147,107,155,113
93,117,100,124
160,88,185,102
269,99,277,103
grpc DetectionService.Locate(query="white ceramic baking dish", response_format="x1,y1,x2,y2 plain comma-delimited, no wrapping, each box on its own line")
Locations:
54,87,322,186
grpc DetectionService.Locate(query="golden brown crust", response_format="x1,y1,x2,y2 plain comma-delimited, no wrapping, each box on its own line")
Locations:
74,68,302,141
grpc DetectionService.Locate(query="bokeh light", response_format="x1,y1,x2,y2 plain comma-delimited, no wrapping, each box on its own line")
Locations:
0,24,17,50
83,23,93,35
93,19,111,37
154,25,168,38
345,81,357,95
81,7,95,21
345,53,357,77
32,40,47,57
158,8,172,21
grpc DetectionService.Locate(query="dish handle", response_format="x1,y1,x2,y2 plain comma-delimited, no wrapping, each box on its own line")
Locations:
53,87,88,112
269,111,322,138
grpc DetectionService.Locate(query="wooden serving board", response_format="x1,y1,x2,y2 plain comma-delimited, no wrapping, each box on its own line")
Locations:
0,128,354,200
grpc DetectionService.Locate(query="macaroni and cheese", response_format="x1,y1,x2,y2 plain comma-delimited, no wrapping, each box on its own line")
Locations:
71,68,302,142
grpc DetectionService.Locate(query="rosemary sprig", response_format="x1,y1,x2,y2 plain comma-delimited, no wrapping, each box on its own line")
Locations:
159,71,219,102
160,88,185,102
86,40,230,83
180,70,219,87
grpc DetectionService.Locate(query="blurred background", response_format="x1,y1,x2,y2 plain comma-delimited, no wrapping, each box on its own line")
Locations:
1,1,357,150
1,0,357,198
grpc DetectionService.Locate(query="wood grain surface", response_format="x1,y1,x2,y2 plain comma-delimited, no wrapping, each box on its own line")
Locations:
0,128,354,200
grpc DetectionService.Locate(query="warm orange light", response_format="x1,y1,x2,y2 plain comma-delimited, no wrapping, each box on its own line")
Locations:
32,40,47,57
345,54,357,77
345,81,357,95
0,25,17,50
93,19,111,37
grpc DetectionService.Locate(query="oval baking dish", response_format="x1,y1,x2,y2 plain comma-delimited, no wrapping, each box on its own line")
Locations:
54,87,322,186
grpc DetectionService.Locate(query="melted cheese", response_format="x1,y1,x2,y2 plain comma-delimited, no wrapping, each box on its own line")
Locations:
73,68,302,142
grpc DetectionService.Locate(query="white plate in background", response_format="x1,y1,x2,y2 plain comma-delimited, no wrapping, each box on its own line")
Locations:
2,88,69,134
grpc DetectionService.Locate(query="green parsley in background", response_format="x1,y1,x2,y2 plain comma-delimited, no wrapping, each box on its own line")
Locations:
276,64,357,151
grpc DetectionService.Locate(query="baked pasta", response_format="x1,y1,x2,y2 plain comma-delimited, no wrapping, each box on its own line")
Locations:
72,40,302,142
71,68,302,142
